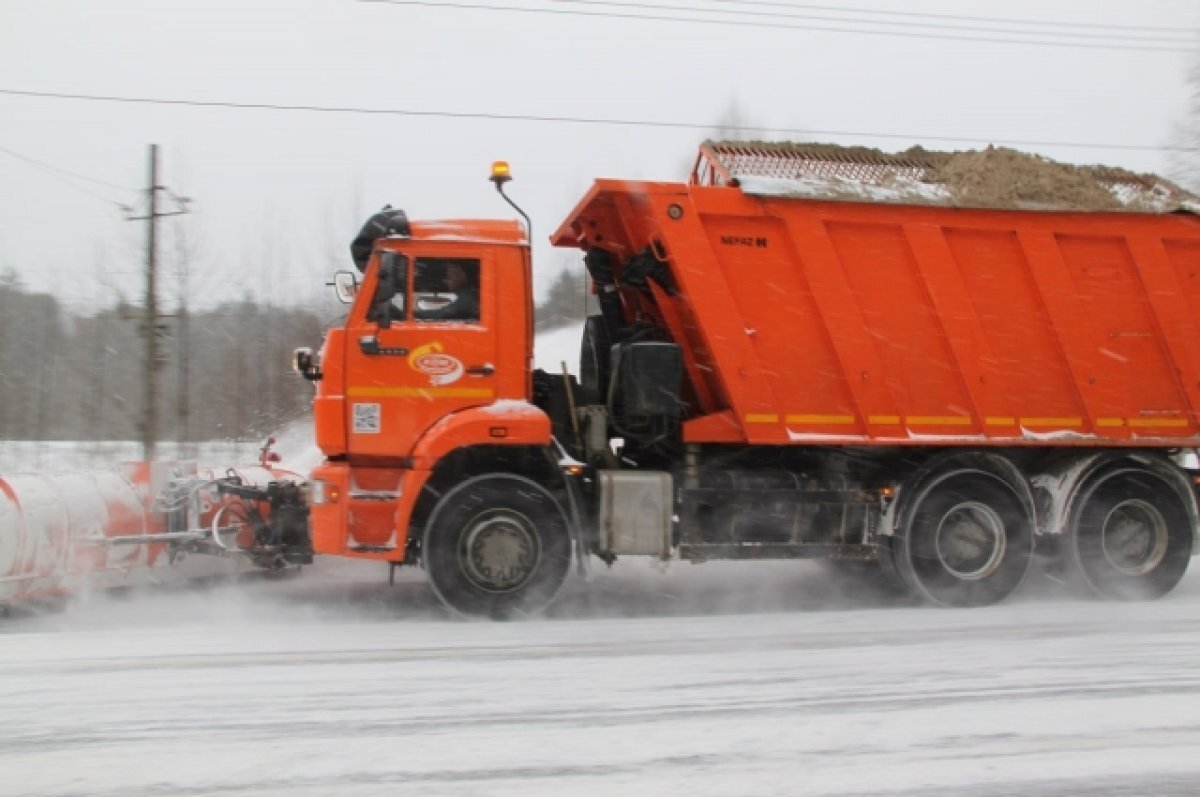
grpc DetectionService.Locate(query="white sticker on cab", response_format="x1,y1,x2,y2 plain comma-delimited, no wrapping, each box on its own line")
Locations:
353,403,381,434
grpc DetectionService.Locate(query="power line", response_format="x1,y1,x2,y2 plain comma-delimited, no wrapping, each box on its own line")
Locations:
358,0,1195,52
1,87,1195,153
0,142,137,208
36,270,146,276
695,0,1200,36
0,143,137,192
548,0,1196,44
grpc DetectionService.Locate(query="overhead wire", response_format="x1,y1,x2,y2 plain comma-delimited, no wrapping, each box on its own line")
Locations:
691,0,1200,36
1,87,1194,153
547,0,1197,45
0,143,137,192
357,0,1196,52
0,142,138,208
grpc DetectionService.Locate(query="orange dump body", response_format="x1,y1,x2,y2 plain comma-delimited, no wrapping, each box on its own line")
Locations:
551,180,1200,447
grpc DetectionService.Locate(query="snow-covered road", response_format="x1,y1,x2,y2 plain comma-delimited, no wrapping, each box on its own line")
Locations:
3,559,1200,796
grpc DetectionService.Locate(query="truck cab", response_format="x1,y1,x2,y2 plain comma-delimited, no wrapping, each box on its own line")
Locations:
303,219,564,587
329,220,533,459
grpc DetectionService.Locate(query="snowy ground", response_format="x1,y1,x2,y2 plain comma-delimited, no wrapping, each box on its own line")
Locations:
0,439,268,474
3,557,1200,796
533,321,584,375
0,426,322,477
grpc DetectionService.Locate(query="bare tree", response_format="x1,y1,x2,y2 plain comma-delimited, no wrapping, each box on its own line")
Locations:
712,97,753,142
1171,57,1200,192
167,208,202,455
0,276,321,443
535,265,596,332
679,100,764,179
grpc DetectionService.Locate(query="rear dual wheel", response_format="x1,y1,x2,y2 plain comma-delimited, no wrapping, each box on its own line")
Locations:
423,474,571,619
889,471,1033,607
1067,467,1192,601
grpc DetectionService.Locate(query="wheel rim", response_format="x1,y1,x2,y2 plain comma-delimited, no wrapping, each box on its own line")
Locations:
458,509,540,592
1100,498,1168,576
934,501,1007,581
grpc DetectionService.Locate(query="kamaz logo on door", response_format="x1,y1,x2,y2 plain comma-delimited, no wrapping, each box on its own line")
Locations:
720,236,768,248
408,342,464,386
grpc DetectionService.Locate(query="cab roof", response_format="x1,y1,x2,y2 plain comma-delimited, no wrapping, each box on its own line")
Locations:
408,219,527,246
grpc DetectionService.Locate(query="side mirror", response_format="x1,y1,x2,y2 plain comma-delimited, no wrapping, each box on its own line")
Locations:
332,271,358,303
293,347,322,381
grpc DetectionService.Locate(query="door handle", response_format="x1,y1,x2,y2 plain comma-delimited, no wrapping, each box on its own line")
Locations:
466,364,495,376
359,336,408,356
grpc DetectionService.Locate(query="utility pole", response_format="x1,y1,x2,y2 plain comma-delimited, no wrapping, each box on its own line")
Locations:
174,219,193,459
144,143,159,461
127,144,187,461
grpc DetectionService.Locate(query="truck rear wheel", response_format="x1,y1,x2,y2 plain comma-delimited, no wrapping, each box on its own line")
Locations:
423,474,571,619
1066,467,1193,601
891,471,1033,607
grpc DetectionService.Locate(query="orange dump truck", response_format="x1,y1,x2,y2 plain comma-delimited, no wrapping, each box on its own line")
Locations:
298,144,1200,616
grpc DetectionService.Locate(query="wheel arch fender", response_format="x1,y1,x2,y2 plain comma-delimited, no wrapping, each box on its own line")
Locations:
424,471,571,547
406,443,576,561
1057,453,1199,545
411,403,552,464
1028,452,1107,538
884,450,1036,539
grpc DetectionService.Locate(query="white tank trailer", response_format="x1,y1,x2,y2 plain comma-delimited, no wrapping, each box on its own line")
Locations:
0,459,311,607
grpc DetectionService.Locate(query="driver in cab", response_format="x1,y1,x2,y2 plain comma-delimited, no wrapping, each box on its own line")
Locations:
416,263,479,322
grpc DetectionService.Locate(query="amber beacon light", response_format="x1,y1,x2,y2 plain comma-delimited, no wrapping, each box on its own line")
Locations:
489,160,530,240
490,160,512,186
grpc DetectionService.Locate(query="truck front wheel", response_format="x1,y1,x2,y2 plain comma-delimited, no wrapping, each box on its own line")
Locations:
891,471,1033,607
1066,467,1193,600
423,474,571,619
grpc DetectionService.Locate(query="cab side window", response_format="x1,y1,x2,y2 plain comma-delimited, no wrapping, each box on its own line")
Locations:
413,258,481,323
367,252,408,326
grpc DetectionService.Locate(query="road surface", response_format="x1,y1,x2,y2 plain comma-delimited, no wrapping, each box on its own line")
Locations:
3,558,1200,796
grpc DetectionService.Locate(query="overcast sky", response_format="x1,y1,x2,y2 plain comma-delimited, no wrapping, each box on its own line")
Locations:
1,0,1197,314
